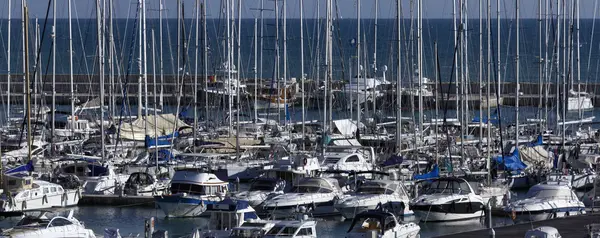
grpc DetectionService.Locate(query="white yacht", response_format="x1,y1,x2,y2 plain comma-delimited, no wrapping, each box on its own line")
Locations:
0,210,96,238
233,177,285,207
335,180,413,219
346,208,421,238
321,150,374,173
154,168,228,217
262,154,321,191
262,177,343,218
0,174,80,213
341,74,390,108
54,159,128,195
409,177,485,222
504,180,586,222
203,61,247,98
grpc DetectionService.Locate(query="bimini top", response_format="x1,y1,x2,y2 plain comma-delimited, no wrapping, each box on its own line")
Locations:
293,177,341,192
423,177,474,195
347,209,397,233
171,170,227,186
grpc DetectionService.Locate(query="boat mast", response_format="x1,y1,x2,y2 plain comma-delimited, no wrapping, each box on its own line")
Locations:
227,0,233,136
21,0,25,119
194,0,199,152
152,29,159,167
496,0,501,142
486,0,492,185
396,0,402,154
138,0,144,119
6,0,10,120
326,0,333,132
51,0,56,156
24,3,31,165
453,0,459,121
544,0,549,129
97,0,106,160
478,0,483,146
356,0,361,125
203,0,208,123
373,0,378,115
159,0,164,110
236,0,241,159
418,0,423,143
143,0,148,134
515,0,520,145
300,0,305,149
109,0,115,119
576,0,581,120
254,18,257,122
538,0,543,131
283,0,287,125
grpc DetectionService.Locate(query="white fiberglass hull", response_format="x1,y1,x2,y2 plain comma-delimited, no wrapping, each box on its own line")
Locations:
413,210,483,222
567,96,593,111
1,225,96,238
1,189,80,212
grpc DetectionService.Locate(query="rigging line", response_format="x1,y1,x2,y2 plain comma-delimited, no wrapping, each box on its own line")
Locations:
489,23,506,168
441,22,462,169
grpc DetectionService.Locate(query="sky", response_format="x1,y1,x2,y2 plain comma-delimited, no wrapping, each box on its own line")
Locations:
0,0,598,20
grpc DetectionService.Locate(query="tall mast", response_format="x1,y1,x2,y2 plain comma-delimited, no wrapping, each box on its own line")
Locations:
356,0,361,125
7,0,10,119
143,0,148,130
373,0,378,115
453,0,459,117
486,0,492,185
496,0,501,132
254,18,258,122
159,0,164,110
51,0,56,156
515,0,520,145
544,0,549,129
576,0,581,120
203,0,208,122
109,0,114,118
283,0,287,125
556,0,561,133
69,0,75,129
326,0,333,131
538,0,543,130
96,0,106,160
24,4,31,164
227,0,233,136
236,0,241,159
152,29,159,168
194,0,199,152
396,0,402,154
21,0,25,118
478,0,483,145
138,0,143,119
300,0,305,149
417,0,423,142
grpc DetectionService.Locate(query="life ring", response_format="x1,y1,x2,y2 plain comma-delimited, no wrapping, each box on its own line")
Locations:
42,195,48,205
303,158,308,166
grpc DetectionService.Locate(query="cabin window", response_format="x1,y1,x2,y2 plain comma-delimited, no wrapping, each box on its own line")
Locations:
297,228,313,236
43,188,49,194
25,180,31,185
7,180,16,186
49,217,73,227
21,191,29,199
279,227,297,236
58,187,63,193
51,187,57,193
345,155,360,163
266,226,284,235
76,167,85,173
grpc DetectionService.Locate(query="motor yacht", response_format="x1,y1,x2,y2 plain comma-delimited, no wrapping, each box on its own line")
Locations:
155,168,228,217
321,150,374,173
123,168,170,196
263,218,317,238
345,207,421,238
504,180,586,222
409,177,485,222
0,174,80,213
261,177,343,218
53,158,128,195
567,90,594,111
0,210,96,238
335,180,413,220
233,177,285,207
194,198,262,238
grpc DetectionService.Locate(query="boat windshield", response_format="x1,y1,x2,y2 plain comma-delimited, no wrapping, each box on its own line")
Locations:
230,228,265,238
266,226,297,236
424,180,471,195
291,185,332,193
357,186,392,195
250,180,277,191
323,157,341,165
350,218,382,233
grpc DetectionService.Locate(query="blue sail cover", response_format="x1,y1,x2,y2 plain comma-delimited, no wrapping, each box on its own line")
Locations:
414,164,439,180
5,161,34,174
495,148,526,172
145,131,179,149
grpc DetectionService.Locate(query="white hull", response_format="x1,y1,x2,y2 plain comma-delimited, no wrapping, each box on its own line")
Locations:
3,225,96,238
1,189,80,212
567,96,593,111
413,210,483,222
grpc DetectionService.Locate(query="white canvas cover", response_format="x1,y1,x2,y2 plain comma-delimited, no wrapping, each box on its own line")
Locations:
519,145,554,170
333,119,364,137
119,114,191,141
